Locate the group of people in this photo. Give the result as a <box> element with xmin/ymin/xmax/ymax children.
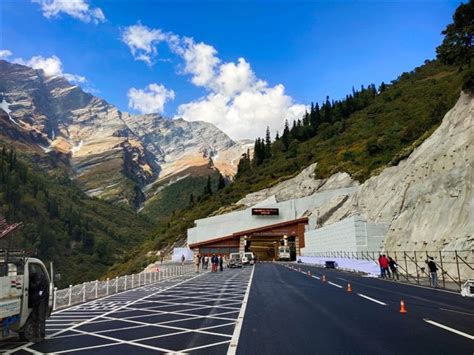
<box><xmin>193</xmin><ymin>254</ymin><xmax>224</xmax><ymax>273</ymax></box>
<box><xmin>378</xmin><ymin>254</ymin><xmax>399</xmax><ymax>280</ymax></box>
<box><xmin>378</xmin><ymin>254</ymin><xmax>439</xmax><ymax>288</ymax></box>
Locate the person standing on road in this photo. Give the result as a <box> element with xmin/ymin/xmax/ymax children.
<box><xmin>426</xmin><ymin>256</ymin><xmax>438</xmax><ymax>288</ymax></box>
<box><xmin>28</xmin><ymin>270</ymin><xmax>49</xmax><ymax>342</ymax></box>
<box><xmin>380</xmin><ymin>255</ymin><xmax>390</xmax><ymax>279</ymax></box>
<box><xmin>388</xmin><ymin>257</ymin><xmax>399</xmax><ymax>280</ymax></box>
<box><xmin>181</xmin><ymin>254</ymin><xmax>185</xmax><ymax>266</ymax></box>
<box><xmin>219</xmin><ymin>255</ymin><xmax>224</xmax><ymax>272</ymax></box>
<box><xmin>211</xmin><ymin>254</ymin><xmax>218</xmax><ymax>272</ymax></box>
<box><xmin>193</xmin><ymin>254</ymin><xmax>200</xmax><ymax>273</ymax></box>
<box><xmin>201</xmin><ymin>254</ymin><xmax>206</xmax><ymax>270</ymax></box>
<box><xmin>205</xmin><ymin>255</ymin><xmax>209</xmax><ymax>269</ymax></box>
<box><xmin>378</xmin><ymin>254</ymin><xmax>384</xmax><ymax>277</ymax></box>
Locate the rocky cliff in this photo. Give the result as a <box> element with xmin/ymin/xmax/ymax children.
<box><xmin>234</xmin><ymin>92</ymin><xmax>473</xmax><ymax>252</ymax></box>
<box><xmin>0</xmin><ymin>60</ymin><xmax>249</xmax><ymax>208</ymax></box>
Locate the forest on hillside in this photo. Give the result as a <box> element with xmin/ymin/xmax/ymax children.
<box><xmin>109</xmin><ymin>1</ymin><xmax>472</xmax><ymax>276</ymax></box>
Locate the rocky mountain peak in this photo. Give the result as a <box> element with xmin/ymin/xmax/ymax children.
<box><xmin>0</xmin><ymin>60</ymin><xmax>250</xmax><ymax>208</ymax></box>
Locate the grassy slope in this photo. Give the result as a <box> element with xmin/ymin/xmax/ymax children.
<box><xmin>109</xmin><ymin>60</ymin><xmax>465</xmax><ymax>276</ymax></box>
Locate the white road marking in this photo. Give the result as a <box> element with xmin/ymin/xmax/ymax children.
<box><xmin>227</xmin><ymin>265</ymin><xmax>256</xmax><ymax>355</ymax></box>
<box><xmin>357</xmin><ymin>293</ymin><xmax>387</xmax><ymax>306</ymax></box>
<box><xmin>439</xmin><ymin>308</ymin><xmax>474</xmax><ymax>316</ymax></box>
<box><xmin>328</xmin><ymin>281</ymin><xmax>343</xmax><ymax>289</ymax></box>
<box><xmin>424</xmin><ymin>319</ymin><xmax>474</xmax><ymax>340</ymax></box>
<box><xmin>311</xmin><ymin>275</ymin><xmax>321</xmax><ymax>280</ymax></box>
<box><xmin>50</xmin><ymin>274</ymin><xmax>204</xmax><ymax>337</ymax></box>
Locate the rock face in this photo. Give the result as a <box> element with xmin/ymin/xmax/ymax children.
<box><xmin>0</xmin><ymin>60</ymin><xmax>249</xmax><ymax>207</ymax></box>
<box><xmin>321</xmin><ymin>92</ymin><xmax>473</xmax><ymax>252</ymax></box>
<box><xmin>235</xmin><ymin>92</ymin><xmax>473</xmax><ymax>253</ymax></box>
<box><xmin>237</xmin><ymin>162</ymin><xmax>359</xmax><ymax>207</ymax></box>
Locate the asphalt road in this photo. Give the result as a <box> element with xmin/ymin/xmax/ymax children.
<box><xmin>3</xmin><ymin>263</ymin><xmax>473</xmax><ymax>354</ymax></box>
<box><xmin>4</xmin><ymin>268</ymin><xmax>252</xmax><ymax>354</ymax></box>
<box><xmin>237</xmin><ymin>263</ymin><xmax>474</xmax><ymax>355</ymax></box>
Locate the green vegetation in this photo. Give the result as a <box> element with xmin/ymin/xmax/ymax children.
<box><xmin>110</xmin><ymin>57</ymin><xmax>467</xmax><ymax>277</ymax></box>
<box><xmin>140</xmin><ymin>169</ymin><xmax>224</xmax><ymax>222</ymax></box>
<box><xmin>0</xmin><ymin>146</ymin><xmax>154</xmax><ymax>287</ymax></box>
<box><xmin>436</xmin><ymin>0</ymin><xmax>473</xmax><ymax>68</ymax></box>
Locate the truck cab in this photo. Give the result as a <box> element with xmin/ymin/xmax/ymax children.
<box><xmin>1</xmin><ymin>252</ymin><xmax>53</xmax><ymax>342</ymax></box>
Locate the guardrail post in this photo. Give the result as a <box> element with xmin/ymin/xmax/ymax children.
<box><xmin>82</xmin><ymin>282</ymin><xmax>86</xmax><ymax>303</ymax></box>
<box><xmin>439</xmin><ymin>250</ymin><xmax>445</xmax><ymax>289</ymax></box>
<box><xmin>106</xmin><ymin>278</ymin><xmax>109</xmax><ymax>295</ymax></box>
<box><xmin>115</xmin><ymin>276</ymin><xmax>119</xmax><ymax>293</ymax></box>
<box><xmin>414</xmin><ymin>251</ymin><xmax>420</xmax><ymax>284</ymax></box>
<box><xmin>455</xmin><ymin>251</ymin><xmax>461</xmax><ymax>289</ymax></box>
<box><xmin>125</xmin><ymin>275</ymin><xmax>128</xmax><ymax>290</ymax></box>
<box><xmin>95</xmin><ymin>280</ymin><xmax>98</xmax><ymax>299</ymax></box>
<box><xmin>53</xmin><ymin>287</ymin><xmax>57</xmax><ymax>311</ymax></box>
<box><xmin>132</xmin><ymin>274</ymin><xmax>134</xmax><ymax>288</ymax></box>
<box><xmin>68</xmin><ymin>285</ymin><xmax>72</xmax><ymax>306</ymax></box>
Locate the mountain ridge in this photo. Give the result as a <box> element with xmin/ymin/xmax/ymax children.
<box><xmin>0</xmin><ymin>59</ymin><xmax>250</xmax><ymax>210</ymax></box>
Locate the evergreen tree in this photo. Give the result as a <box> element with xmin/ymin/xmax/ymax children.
<box><xmin>217</xmin><ymin>174</ymin><xmax>226</xmax><ymax>190</ymax></box>
<box><xmin>265</xmin><ymin>126</ymin><xmax>272</xmax><ymax>159</ymax></box>
<box><xmin>436</xmin><ymin>0</ymin><xmax>473</xmax><ymax>67</ymax></box>
<box><xmin>203</xmin><ymin>175</ymin><xmax>212</xmax><ymax>195</ymax></box>
<box><xmin>281</xmin><ymin>120</ymin><xmax>290</xmax><ymax>151</ymax></box>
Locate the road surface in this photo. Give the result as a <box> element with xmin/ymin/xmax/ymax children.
<box><xmin>3</xmin><ymin>263</ymin><xmax>473</xmax><ymax>354</ymax></box>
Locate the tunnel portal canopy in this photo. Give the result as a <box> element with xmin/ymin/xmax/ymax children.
<box><xmin>189</xmin><ymin>217</ymin><xmax>308</xmax><ymax>261</ymax></box>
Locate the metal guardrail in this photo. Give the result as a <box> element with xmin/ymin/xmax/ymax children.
<box><xmin>301</xmin><ymin>250</ymin><xmax>473</xmax><ymax>291</ymax></box>
<box><xmin>53</xmin><ymin>264</ymin><xmax>195</xmax><ymax>311</ymax></box>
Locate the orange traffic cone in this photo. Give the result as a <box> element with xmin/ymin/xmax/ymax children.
<box><xmin>307</xmin><ymin>270</ymin><xmax>311</xmax><ymax>276</ymax></box>
<box><xmin>322</xmin><ymin>275</ymin><xmax>326</xmax><ymax>282</ymax></box>
<box><xmin>400</xmin><ymin>300</ymin><xmax>407</xmax><ymax>314</ymax></box>
<box><xmin>347</xmin><ymin>283</ymin><xmax>352</xmax><ymax>292</ymax></box>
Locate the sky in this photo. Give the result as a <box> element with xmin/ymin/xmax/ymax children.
<box><xmin>0</xmin><ymin>0</ymin><xmax>461</xmax><ymax>141</ymax></box>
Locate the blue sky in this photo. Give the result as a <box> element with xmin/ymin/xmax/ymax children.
<box><xmin>0</xmin><ymin>0</ymin><xmax>460</xmax><ymax>140</ymax></box>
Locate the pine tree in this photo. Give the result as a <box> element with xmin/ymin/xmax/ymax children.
<box><xmin>436</xmin><ymin>1</ymin><xmax>473</xmax><ymax>67</ymax></box>
<box><xmin>265</xmin><ymin>126</ymin><xmax>272</xmax><ymax>159</ymax></box>
<box><xmin>217</xmin><ymin>174</ymin><xmax>226</xmax><ymax>190</ymax></box>
<box><xmin>281</xmin><ymin>120</ymin><xmax>290</xmax><ymax>151</ymax></box>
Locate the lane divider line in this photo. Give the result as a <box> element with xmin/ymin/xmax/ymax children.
<box><xmin>227</xmin><ymin>263</ymin><xmax>256</xmax><ymax>355</ymax></box>
<box><xmin>357</xmin><ymin>293</ymin><xmax>387</xmax><ymax>306</ymax></box>
<box><xmin>311</xmin><ymin>275</ymin><xmax>321</xmax><ymax>280</ymax></box>
<box><xmin>328</xmin><ymin>282</ymin><xmax>343</xmax><ymax>289</ymax></box>
<box><xmin>423</xmin><ymin>319</ymin><xmax>474</xmax><ymax>340</ymax></box>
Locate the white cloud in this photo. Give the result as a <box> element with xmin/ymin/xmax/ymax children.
<box><xmin>175</xmin><ymin>38</ymin><xmax>221</xmax><ymax>87</ymax></box>
<box><xmin>172</xmin><ymin>37</ymin><xmax>307</xmax><ymax>140</ymax></box>
<box><xmin>121</xmin><ymin>24</ymin><xmax>170</xmax><ymax>65</ymax></box>
<box><xmin>17</xmin><ymin>55</ymin><xmax>64</xmax><ymax>77</ymax></box>
<box><xmin>32</xmin><ymin>0</ymin><xmax>105</xmax><ymax>24</ymax></box>
<box><xmin>122</xmin><ymin>23</ymin><xmax>308</xmax><ymax>140</ymax></box>
<box><xmin>127</xmin><ymin>83</ymin><xmax>175</xmax><ymax>114</ymax></box>
<box><xmin>0</xmin><ymin>50</ymin><xmax>12</xmax><ymax>60</ymax></box>
<box><xmin>14</xmin><ymin>55</ymin><xmax>91</xmax><ymax>88</ymax></box>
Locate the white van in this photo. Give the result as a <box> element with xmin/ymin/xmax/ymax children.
<box><xmin>242</xmin><ymin>252</ymin><xmax>255</xmax><ymax>265</ymax></box>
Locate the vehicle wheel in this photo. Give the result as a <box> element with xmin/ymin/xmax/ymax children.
<box><xmin>19</xmin><ymin>315</ymin><xmax>39</xmax><ymax>342</ymax></box>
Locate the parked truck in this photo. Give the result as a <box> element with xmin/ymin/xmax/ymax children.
<box><xmin>0</xmin><ymin>250</ymin><xmax>54</xmax><ymax>342</ymax></box>
<box><xmin>278</xmin><ymin>246</ymin><xmax>291</xmax><ymax>261</ymax></box>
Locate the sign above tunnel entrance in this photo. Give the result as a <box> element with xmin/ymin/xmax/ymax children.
<box><xmin>252</xmin><ymin>208</ymin><xmax>279</xmax><ymax>216</ymax></box>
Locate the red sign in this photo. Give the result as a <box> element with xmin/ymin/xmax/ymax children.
<box><xmin>252</xmin><ymin>208</ymin><xmax>279</xmax><ymax>216</ymax></box>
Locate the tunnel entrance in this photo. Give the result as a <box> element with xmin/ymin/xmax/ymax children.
<box><xmin>246</xmin><ymin>235</ymin><xmax>297</xmax><ymax>261</ymax></box>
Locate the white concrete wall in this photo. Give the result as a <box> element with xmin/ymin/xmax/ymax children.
<box><xmin>301</xmin><ymin>215</ymin><xmax>388</xmax><ymax>254</ymax></box>
<box><xmin>187</xmin><ymin>187</ymin><xmax>357</xmax><ymax>245</ymax></box>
